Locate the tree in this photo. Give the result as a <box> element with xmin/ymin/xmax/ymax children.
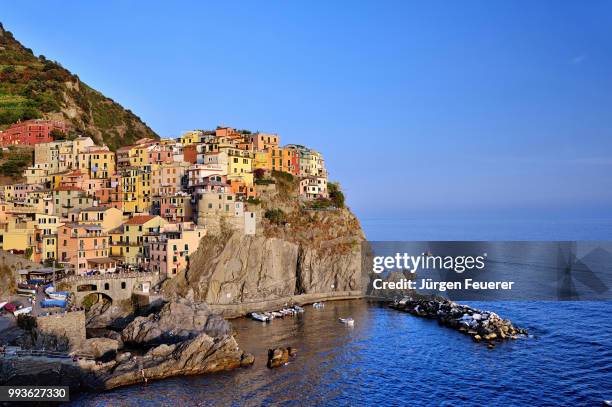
<box><xmin>265</xmin><ymin>208</ymin><xmax>286</xmax><ymax>224</ymax></box>
<box><xmin>49</xmin><ymin>129</ymin><xmax>66</xmax><ymax>140</ymax></box>
<box><xmin>254</xmin><ymin>168</ymin><xmax>265</xmax><ymax>180</ymax></box>
<box><xmin>328</xmin><ymin>182</ymin><xmax>345</xmax><ymax>208</ymax></box>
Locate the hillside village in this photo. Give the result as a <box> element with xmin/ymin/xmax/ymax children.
<box><xmin>0</xmin><ymin>119</ymin><xmax>334</xmax><ymax>280</ymax></box>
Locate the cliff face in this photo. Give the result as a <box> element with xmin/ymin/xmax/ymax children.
<box><xmin>163</xmin><ymin>182</ymin><xmax>366</xmax><ymax>311</ymax></box>
<box><xmin>0</xmin><ymin>22</ymin><xmax>158</xmax><ymax>149</ymax></box>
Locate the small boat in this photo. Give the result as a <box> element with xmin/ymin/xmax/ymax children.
<box><xmin>313</xmin><ymin>302</ymin><xmax>325</xmax><ymax>308</ymax></box>
<box><xmin>339</xmin><ymin>318</ymin><xmax>354</xmax><ymax>326</ymax></box>
<box><xmin>271</xmin><ymin>311</ymin><xmax>284</xmax><ymax>318</ymax></box>
<box><xmin>13</xmin><ymin>306</ymin><xmax>32</xmax><ymax>316</ymax></box>
<box><xmin>41</xmin><ymin>299</ymin><xmax>67</xmax><ymax>308</ymax></box>
<box><xmin>263</xmin><ymin>312</ymin><xmax>274</xmax><ymax>319</ymax></box>
<box><xmin>293</xmin><ymin>305</ymin><xmax>304</xmax><ymax>313</ymax></box>
<box><xmin>17</xmin><ymin>288</ymin><xmax>36</xmax><ymax>296</ymax></box>
<box><xmin>250</xmin><ymin>312</ymin><xmax>269</xmax><ymax>322</ymax></box>
<box><xmin>280</xmin><ymin>308</ymin><xmax>294</xmax><ymax>316</ymax></box>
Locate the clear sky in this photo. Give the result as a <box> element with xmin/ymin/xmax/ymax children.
<box><xmin>3</xmin><ymin>1</ymin><xmax>612</xmax><ymax>221</ymax></box>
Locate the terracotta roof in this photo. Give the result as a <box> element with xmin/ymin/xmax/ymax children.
<box><xmin>124</xmin><ymin>215</ymin><xmax>156</xmax><ymax>225</ymax></box>
<box><xmin>55</xmin><ymin>186</ymin><xmax>84</xmax><ymax>191</ymax></box>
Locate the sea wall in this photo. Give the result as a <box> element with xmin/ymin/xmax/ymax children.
<box><xmin>36</xmin><ymin>311</ymin><xmax>86</xmax><ymax>349</ymax></box>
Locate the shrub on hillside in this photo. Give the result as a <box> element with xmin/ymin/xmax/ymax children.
<box><xmin>265</xmin><ymin>208</ymin><xmax>286</xmax><ymax>225</ymax></box>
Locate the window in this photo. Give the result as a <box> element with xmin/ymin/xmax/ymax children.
<box><xmin>121</xmin><ymin>282</ymin><xmax>126</xmax><ymax>289</ymax></box>
<box><xmin>104</xmin><ymin>283</ymin><xmax>109</xmax><ymax>290</ymax></box>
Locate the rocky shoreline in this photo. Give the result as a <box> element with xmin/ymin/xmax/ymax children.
<box><xmin>0</xmin><ymin>299</ymin><xmax>254</xmax><ymax>393</ymax></box>
<box><xmin>389</xmin><ymin>297</ymin><xmax>528</xmax><ymax>348</ymax></box>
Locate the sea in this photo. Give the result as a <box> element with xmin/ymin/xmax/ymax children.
<box><xmin>69</xmin><ymin>218</ymin><xmax>612</xmax><ymax>406</ymax></box>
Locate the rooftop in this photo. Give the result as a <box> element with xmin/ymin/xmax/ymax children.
<box><xmin>124</xmin><ymin>215</ymin><xmax>156</xmax><ymax>225</ymax></box>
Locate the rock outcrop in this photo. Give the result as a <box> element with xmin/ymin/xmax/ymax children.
<box><xmin>121</xmin><ymin>298</ymin><xmax>230</xmax><ymax>346</ymax></box>
<box><xmin>390</xmin><ymin>297</ymin><xmax>528</xmax><ymax>347</ymax></box>
<box><xmin>79</xmin><ymin>337</ymin><xmax>119</xmax><ymax>360</ymax></box>
<box><xmin>162</xmin><ymin>200</ymin><xmax>366</xmax><ymax>312</ymax></box>
<box><xmin>0</xmin><ymin>299</ymin><xmax>253</xmax><ymax>392</ymax></box>
<box><xmin>267</xmin><ymin>347</ymin><xmax>297</xmax><ymax>368</ymax></box>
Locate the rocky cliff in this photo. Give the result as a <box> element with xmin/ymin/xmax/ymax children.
<box><xmin>162</xmin><ymin>179</ymin><xmax>366</xmax><ymax>314</ymax></box>
<box><xmin>0</xmin><ymin>299</ymin><xmax>254</xmax><ymax>392</ymax></box>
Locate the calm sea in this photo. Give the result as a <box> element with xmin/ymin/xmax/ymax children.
<box><xmin>69</xmin><ymin>218</ymin><xmax>612</xmax><ymax>406</ymax></box>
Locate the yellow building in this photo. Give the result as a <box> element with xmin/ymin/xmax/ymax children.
<box><xmin>253</xmin><ymin>151</ymin><xmax>270</xmax><ymax>172</ymax></box>
<box><xmin>50</xmin><ymin>171</ymin><xmax>69</xmax><ymax>190</ymax></box>
<box><xmin>79</xmin><ymin>149</ymin><xmax>116</xmax><ymax>179</ymax></box>
<box><xmin>33</xmin><ymin>213</ymin><xmax>62</xmax><ymax>262</ymax></box>
<box><xmin>120</xmin><ymin>167</ymin><xmax>152</xmax><ymax>214</ymax></box>
<box><xmin>0</xmin><ymin>215</ymin><xmax>36</xmax><ymax>253</ymax></box>
<box><xmin>74</xmin><ymin>206</ymin><xmax>124</xmax><ymax>232</ymax></box>
<box><xmin>111</xmin><ymin>215</ymin><xmax>166</xmax><ymax>266</ymax></box>
<box><xmin>225</xmin><ymin>147</ymin><xmax>254</xmax><ymax>185</ymax></box>
<box><xmin>180</xmin><ymin>130</ymin><xmax>203</xmax><ymax>146</ymax></box>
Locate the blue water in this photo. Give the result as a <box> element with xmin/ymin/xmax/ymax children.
<box><xmin>69</xmin><ymin>218</ymin><xmax>612</xmax><ymax>406</ymax></box>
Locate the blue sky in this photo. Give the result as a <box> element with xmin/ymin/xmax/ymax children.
<box><xmin>3</xmin><ymin>1</ymin><xmax>612</xmax><ymax>221</ymax></box>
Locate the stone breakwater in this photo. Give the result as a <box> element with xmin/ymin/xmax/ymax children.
<box><xmin>389</xmin><ymin>297</ymin><xmax>528</xmax><ymax>348</ymax></box>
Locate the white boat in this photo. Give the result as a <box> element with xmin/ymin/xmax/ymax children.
<box><xmin>48</xmin><ymin>292</ymin><xmax>68</xmax><ymax>300</ymax></box>
<box><xmin>14</xmin><ymin>307</ymin><xmax>32</xmax><ymax>316</ymax></box>
<box><xmin>263</xmin><ymin>312</ymin><xmax>274</xmax><ymax>319</ymax></box>
<box><xmin>313</xmin><ymin>302</ymin><xmax>325</xmax><ymax>308</ymax></box>
<box><xmin>250</xmin><ymin>312</ymin><xmax>269</xmax><ymax>322</ymax></box>
<box><xmin>271</xmin><ymin>311</ymin><xmax>284</xmax><ymax>318</ymax></box>
<box><xmin>293</xmin><ymin>305</ymin><xmax>304</xmax><ymax>313</ymax></box>
<box><xmin>280</xmin><ymin>308</ymin><xmax>295</xmax><ymax>316</ymax></box>
<box><xmin>339</xmin><ymin>317</ymin><xmax>354</xmax><ymax>326</ymax></box>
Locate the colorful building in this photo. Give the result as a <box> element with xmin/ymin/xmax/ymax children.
<box><xmin>57</xmin><ymin>223</ymin><xmax>111</xmax><ymax>275</ymax></box>
<box><xmin>145</xmin><ymin>222</ymin><xmax>205</xmax><ymax>278</ymax></box>
<box><xmin>0</xmin><ymin>119</ymin><xmax>68</xmax><ymax>146</ymax></box>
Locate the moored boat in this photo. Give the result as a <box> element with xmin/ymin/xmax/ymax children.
<box><xmin>339</xmin><ymin>317</ymin><xmax>354</xmax><ymax>326</ymax></box>
<box><xmin>250</xmin><ymin>312</ymin><xmax>270</xmax><ymax>322</ymax></box>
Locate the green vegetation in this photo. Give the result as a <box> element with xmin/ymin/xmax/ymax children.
<box><xmin>328</xmin><ymin>182</ymin><xmax>345</xmax><ymax>208</ymax></box>
<box><xmin>271</xmin><ymin>170</ymin><xmax>294</xmax><ymax>183</ymax></box>
<box><xmin>271</xmin><ymin>170</ymin><xmax>297</xmax><ymax>198</ymax></box>
<box><xmin>0</xmin><ymin>146</ymin><xmax>32</xmax><ymax>176</ymax></box>
<box><xmin>81</xmin><ymin>294</ymin><xmax>98</xmax><ymax>311</ymax></box>
<box><xmin>264</xmin><ymin>208</ymin><xmax>286</xmax><ymax>224</ymax></box>
<box><xmin>305</xmin><ymin>198</ymin><xmax>334</xmax><ymax>209</ymax></box>
<box><xmin>0</xmin><ymin>23</ymin><xmax>157</xmax><ymax>148</ymax></box>
<box><xmin>246</xmin><ymin>197</ymin><xmax>261</xmax><ymax>205</ymax></box>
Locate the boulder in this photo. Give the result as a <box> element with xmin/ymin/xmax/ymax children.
<box><xmin>121</xmin><ymin>299</ymin><xmax>231</xmax><ymax>346</ymax></box>
<box><xmin>240</xmin><ymin>353</ymin><xmax>255</xmax><ymax>367</ymax></box>
<box><xmin>267</xmin><ymin>347</ymin><xmax>297</xmax><ymax>368</ymax></box>
<box><xmin>79</xmin><ymin>338</ymin><xmax>119</xmax><ymax>360</ymax></box>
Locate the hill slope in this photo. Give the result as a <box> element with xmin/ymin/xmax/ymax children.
<box><xmin>0</xmin><ymin>22</ymin><xmax>157</xmax><ymax>149</ymax></box>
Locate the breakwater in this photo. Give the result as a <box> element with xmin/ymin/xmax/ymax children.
<box><xmin>389</xmin><ymin>297</ymin><xmax>528</xmax><ymax>348</ymax></box>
